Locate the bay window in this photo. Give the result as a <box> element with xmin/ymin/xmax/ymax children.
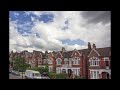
<box><xmin>90</xmin><ymin>70</ymin><xmax>99</xmax><ymax>79</ymax></box>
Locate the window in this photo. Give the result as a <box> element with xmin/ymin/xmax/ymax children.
<box><xmin>90</xmin><ymin>70</ymin><xmax>99</xmax><ymax>79</ymax></box>
<box><xmin>48</xmin><ymin>59</ymin><xmax>52</xmax><ymax>64</ymax></box>
<box><xmin>95</xmin><ymin>61</ymin><xmax>96</xmax><ymax>65</ymax></box>
<box><xmin>94</xmin><ymin>71</ymin><xmax>96</xmax><ymax>79</ymax></box>
<box><xmin>75</xmin><ymin>60</ymin><xmax>77</xmax><ymax>64</ymax></box>
<box><xmin>89</xmin><ymin>57</ymin><xmax>100</xmax><ymax>66</ymax></box>
<box><xmin>90</xmin><ymin>71</ymin><xmax>93</xmax><ymax>79</ymax></box>
<box><xmin>56</xmin><ymin>58</ymin><xmax>62</xmax><ymax>65</ymax></box>
<box><xmin>97</xmin><ymin>71</ymin><xmax>99</xmax><ymax>79</ymax></box>
<box><xmin>105</xmin><ymin>61</ymin><xmax>109</xmax><ymax>66</ymax></box>
<box><xmin>49</xmin><ymin>66</ymin><xmax>52</xmax><ymax>72</ymax></box>
<box><xmin>78</xmin><ymin>60</ymin><xmax>80</xmax><ymax>64</ymax></box>
<box><xmin>73</xmin><ymin>58</ymin><xmax>80</xmax><ymax>65</ymax></box>
<box><xmin>78</xmin><ymin>69</ymin><xmax>80</xmax><ymax>76</ymax></box>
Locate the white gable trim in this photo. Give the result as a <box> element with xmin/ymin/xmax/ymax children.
<box><xmin>88</xmin><ymin>48</ymin><xmax>100</xmax><ymax>57</ymax></box>
<box><xmin>56</xmin><ymin>52</ymin><xmax>63</xmax><ymax>58</ymax></box>
<box><xmin>59</xmin><ymin>52</ymin><xmax>63</xmax><ymax>57</ymax></box>
<box><xmin>71</xmin><ymin>49</ymin><xmax>81</xmax><ymax>57</ymax></box>
<box><xmin>77</xmin><ymin>50</ymin><xmax>82</xmax><ymax>56</ymax></box>
<box><xmin>51</xmin><ymin>52</ymin><xmax>54</xmax><ymax>57</ymax></box>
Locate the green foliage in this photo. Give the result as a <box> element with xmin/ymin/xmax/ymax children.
<box><xmin>48</xmin><ymin>72</ymin><xmax>57</xmax><ymax>79</ymax></box>
<box><xmin>44</xmin><ymin>64</ymin><xmax>48</xmax><ymax>72</ymax></box>
<box><xmin>74</xmin><ymin>76</ymin><xmax>84</xmax><ymax>79</ymax></box>
<box><xmin>27</xmin><ymin>67</ymin><xmax>40</xmax><ymax>71</ymax></box>
<box><xmin>27</xmin><ymin>64</ymin><xmax>49</xmax><ymax>74</ymax></box>
<box><xmin>48</xmin><ymin>72</ymin><xmax>66</xmax><ymax>79</ymax></box>
<box><xmin>56</xmin><ymin>73</ymin><xmax>66</xmax><ymax>79</ymax></box>
<box><xmin>13</xmin><ymin>56</ymin><xmax>30</xmax><ymax>71</ymax></box>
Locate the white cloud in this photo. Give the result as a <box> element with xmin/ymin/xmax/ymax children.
<box><xmin>14</xmin><ymin>12</ymin><xmax>19</xmax><ymax>16</ymax></box>
<box><xmin>9</xmin><ymin>11</ymin><xmax>111</xmax><ymax>53</ymax></box>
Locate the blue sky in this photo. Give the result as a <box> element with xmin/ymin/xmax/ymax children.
<box><xmin>61</xmin><ymin>39</ymin><xmax>86</xmax><ymax>45</ymax></box>
<box><xmin>9</xmin><ymin>11</ymin><xmax>54</xmax><ymax>35</ymax></box>
<box><xmin>9</xmin><ymin>11</ymin><xmax>111</xmax><ymax>52</ymax></box>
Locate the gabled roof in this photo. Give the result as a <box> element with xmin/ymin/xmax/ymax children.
<box><xmin>96</xmin><ymin>47</ymin><xmax>111</xmax><ymax>57</ymax></box>
<box><xmin>63</xmin><ymin>51</ymin><xmax>73</xmax><ymax>58</ymax></box>
<box><xmin>57</xmin><ymin>47</ymin><xmax>110</xmax><ymax>59</ymax></box>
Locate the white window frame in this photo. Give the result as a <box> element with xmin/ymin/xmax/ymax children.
<box><xmin>48</xmin><ymin>59</ymin><xmax>53</xmax><ymax>64</ymax></box>
<box><xmin>104</xmin><ymin>57</ymin><xmax>109</xmax><ymax>61</ymax></box>
<box><xmin>49</xmin><ymin>66</ymin><xmax>52</xmax><ymax>72</ymax></box>
<box><xmin>90</xmin><ymin>70</ymin><xmax>99</xmax><ymax>79</ymax></box>
<box><xmin>56</xmin><ymin>58</ymin><xmax>62</xmax><ymax>65</ymax></box>
<box><xmin>89</xmin><ymin>57</ymin><xmax>100</xmax><ymax>66</ymax></box>
<box><xmin>73</xmin><ymin>57</ymin><xmax>80</xmax><ymax>65</ymax></box>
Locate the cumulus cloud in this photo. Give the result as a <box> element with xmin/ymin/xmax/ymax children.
<box><xmin>9</xmin><ymin>11</ymin><xmax>111</xmax><ymax>53</ymax></box>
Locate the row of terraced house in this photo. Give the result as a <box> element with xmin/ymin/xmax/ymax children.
<box><xmin>9</xmin><ymin>42</ymin><xmax>111</xmax><ymax>79</ymax></box>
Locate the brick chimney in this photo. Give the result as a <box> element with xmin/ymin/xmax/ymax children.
<box><xmin>88</xmin><ymin>42</ymin><xmax>91</xmax><ymax>50</ymax></box>
<box><xmin>62</xmin><ymin>47</ymin><xmax>66</xmax><ymax>53</ymax></box>
<box><xmin>93</xmin><ymin>43</ymin><xmax>96</xmax><ymax>49</ymax></box>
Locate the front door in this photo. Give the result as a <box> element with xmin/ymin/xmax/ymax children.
<box><xmin>107</xmin><ymin>73</ymin><xmax>109</xmax><ymax>79</ymax></box>
<box><xmin>62</xmin><ymin>69</ymin><xmax>66</xmax><ymax>73</ymax></box>
<box><xmin>101</xmin><ymin>72</ymin><xmax>107</xmax><ymax>79</ymax></box>
<box><xmin>68</xmin><ymin>69</ymin><xmax>72</xmax><ymax>78</ymax></box>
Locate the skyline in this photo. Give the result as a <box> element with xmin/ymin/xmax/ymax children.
<box><xmin>9</xmin><ymin>11</ymin><xmax>111</xmax><ymax>53</ymax></box>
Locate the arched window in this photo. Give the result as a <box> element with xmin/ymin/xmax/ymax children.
<box><xmin>56</xmin><ymin>58</ymin><xmax>62</xmax><ymax>65</ymax></box>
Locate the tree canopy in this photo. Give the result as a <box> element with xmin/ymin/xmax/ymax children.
<box><xmin>13</xmin><ymin>56</ymin><xmax>30</xmax><ymax>71</ymax></box>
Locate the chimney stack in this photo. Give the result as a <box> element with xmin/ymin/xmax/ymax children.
<box><xmin>88</xmin><ymin>42</ymin><xmax>91</xmax><ymax>50</ymax></box>
<box><xmin>93</xmin><ymin>43</ymin><xmax>96</xmax><ymax>49</ymax></box>
<box><xmin>62</xmin><ymin>47</ymin><xmax>66</xmax><ymax>53</ymax></box>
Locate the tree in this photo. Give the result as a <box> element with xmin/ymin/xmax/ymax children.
<box><xmin>13</xmin><ymin>56</ymin><xmax>30</xmax><ymax>72</ymax></box>
<box><xmin>44</xmin><ymin>64</ymin><xmax>48</xmax><ymax>72</ymax></box>
<box><xmin>27</xmin><ymin>64</ymin><xmax>49</xmax><ymax>74</ymax></box>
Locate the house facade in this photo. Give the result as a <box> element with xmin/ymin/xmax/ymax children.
<box><xmin>9</xmin><ymin>42</ymin><xmax>111</xmax><ymax>79</ymax></box>
<box><xmin>87</xmin><ymin>44</ymin><xmax>111</xmax><ymax>79</ymax></box>
<box><xmin>47</xmin><ymin>43</ymin><xmax>111</xmax><ymax>79</ymax></box>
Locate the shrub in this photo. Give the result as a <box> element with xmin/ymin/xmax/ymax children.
<box><xmin>56</xmin><ymin>73</ymin><xmax>66</xmax><ymax>79</ymax></box>
<box><xmin>75</xmin><ymin>76</ymin><xmax>84</xmax><ymax>79</ymax></box>
<box><xmin>48</xmin><ymin>72</ymin><xmax>66</xmax><ymax>79</ymax></box>
<box><xmin>48</xmin><ymin>72</ymin><xmax>56</xmax><ymax>79</ymax></box>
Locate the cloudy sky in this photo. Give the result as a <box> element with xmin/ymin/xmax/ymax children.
<box><xmin>9</xmin><ymin>11</ymin><xmax>111</xmax><ymax>52</ymax></box>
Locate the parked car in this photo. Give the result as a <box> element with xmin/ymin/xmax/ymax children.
<box><xmin>41</xmin><ymin>74</ymin><xmax>50</xmax><ymax>79</ymax></box>
<box><xmin>41</xmin><ymin>72</ymin><xmax>50</xmax><ymax>79</ymax></box>
<box><xmin>11</xmin><ymin>70</ymin><xmax>20</xmax><ymax>76</ymax></box>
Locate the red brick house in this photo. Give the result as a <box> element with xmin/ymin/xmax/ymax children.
<box><xmin>47</xmin><ymin>52</ymin><xmax>56</xmax><ymax>72</ymax></box>
<box><xmin>87</xmin><ymin>44</ymin><xmax>111</xmax><ymax>79</ymax></box>
<box><xmin>47</xmin><ymin>43</ymin><xmax>111</xmax><ymax>79</ymax></box>
<box><xmin>9</xmin><ymin>42</ymin><xmax>111</xmax><ymax>79</ymax></box>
